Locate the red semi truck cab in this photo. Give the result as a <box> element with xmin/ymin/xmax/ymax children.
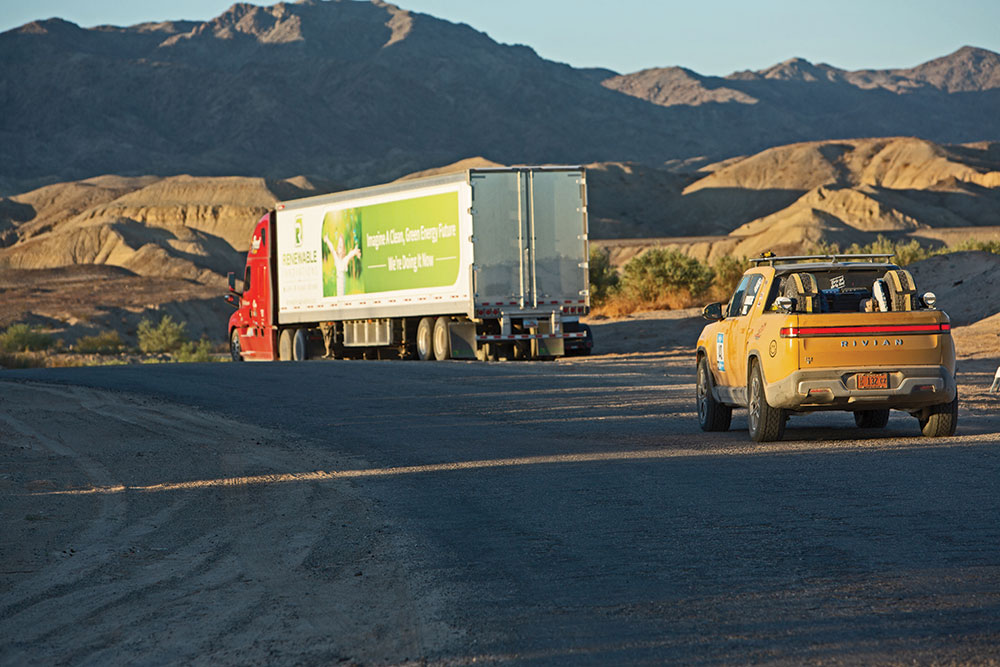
<box><xmin>227</xmin><ymin>213</ymin><xmax>279</xmax><ymax>361</ymax></box>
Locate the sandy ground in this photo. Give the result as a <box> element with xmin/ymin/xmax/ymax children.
<box><xmin>0</xmin><ymin>383</ymin><xmax>454</xmax><ymax>664</ymax></box>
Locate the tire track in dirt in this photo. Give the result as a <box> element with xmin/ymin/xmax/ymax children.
<box><xmin>0</xmin><ymin>381</ymin><xmax>457</xmax><ymax>664</ymax></box>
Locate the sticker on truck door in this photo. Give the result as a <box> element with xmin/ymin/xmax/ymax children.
<box><xmin>716</xmin><ymin>333</ymin><xmax>725</xmax><ymax>371</ymax></box>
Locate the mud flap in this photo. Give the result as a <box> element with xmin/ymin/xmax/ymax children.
<box><xmin>533</xmin><ymin>321</ymin><xmax>565</xmax><ymax>358</ymax></box>
<box><xmin>448</xmin><ymin>321</ymin><xmax>477</xmax><ymax>360</ymax></box>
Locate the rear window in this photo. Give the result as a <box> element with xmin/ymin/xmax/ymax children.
<box><xmin>765</xmin><ymin>269</ymin><xmax>899</xmax><ymax>313</ymax></box>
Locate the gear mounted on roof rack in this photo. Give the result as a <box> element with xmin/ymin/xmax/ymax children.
<box><xmin>749</xmin><ymin>253</ymin><xmax>895</xmax><ymax>266</ymax></box>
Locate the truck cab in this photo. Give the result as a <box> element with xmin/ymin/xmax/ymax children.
<box><xmin>695</xmin><ymin>253</ymin><xmax>957</xmax><ymax>441</ymax></box>
<box><xmin>227</xmin><ymin>213</ymin><xmax>277</xmax><ymax>361</ymax></box>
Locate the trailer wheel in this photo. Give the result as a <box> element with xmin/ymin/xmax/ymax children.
<box><xmin>292</xmin><ymin>328</ymin><xmax>309</xmax><ymax>361</ymax></box>
<box><xmin>433</xmin><ymin>317</ymin><xmax>451</xmax><ymax>361</ymax></box>
<box><xmin>416</xmin><ymin>317</ymin><xmax>434</xmax><ymax>360</ymax></box>
<box><xmin>278</xmin><ymin>328</ymin><xmax>293</xmax><ymax>361</ymax></box>
<box><xmin>230</xmin><ymin>329</ymin><xmax>243</xmax><ymax>362</ymax></box>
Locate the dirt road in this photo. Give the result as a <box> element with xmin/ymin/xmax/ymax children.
<box><xmin>2</xmin><ymin>325</ymin><xmax>1000</xmax><ymax>663</ymax></box>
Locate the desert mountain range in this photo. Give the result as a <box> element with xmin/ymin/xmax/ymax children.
<box><xmin>2</xmin><ymin>1</ymin><xmax>1000</xmax><ymax>194</ymax></box>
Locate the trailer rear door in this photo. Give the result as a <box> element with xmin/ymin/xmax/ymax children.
<box><xmin>529</xmin><ymin>170</ymin><xmax>588</xmax><ymax>308</ymax></box>
<box><xmin>470</xmin><ymin>169</ymin><xmax>587</xmax><ymax>309</ymax></box>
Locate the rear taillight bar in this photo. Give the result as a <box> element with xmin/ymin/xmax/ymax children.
<box><xmin>780</xmin><ymin>323</ymin><xmax>950</xmax><ymax>338</ymax></box>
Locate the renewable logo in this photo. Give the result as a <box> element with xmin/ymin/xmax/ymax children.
<box><xmin>294</xmin><ymin>216</ymin><xmax>303</xmax><ymax>247</ymax></box>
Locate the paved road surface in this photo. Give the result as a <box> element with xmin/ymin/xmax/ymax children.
<box><xmin>2</xmin><ymin>353</ymin><xmax>1000</xmax><ymax>664</ymax></box>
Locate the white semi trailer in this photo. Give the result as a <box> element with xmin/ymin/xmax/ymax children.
<box><xmin>225</xmin><ymin>167</ymin><xmax>591</xmax><ymax>361</ymax></box>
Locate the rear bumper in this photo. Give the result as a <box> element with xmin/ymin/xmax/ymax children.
<box><xmin>766</xmin><ymin>365</ymin><xmax>956</xmax><ymax>411</ymax></box>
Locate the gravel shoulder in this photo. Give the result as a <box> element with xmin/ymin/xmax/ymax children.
<box><xmin>0</xmin><ymin>383</ymin><xmax>456</xmax><ymax>664</ymax></box>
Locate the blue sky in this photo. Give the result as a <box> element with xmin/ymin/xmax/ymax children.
<box><xmin>2</xmin><ymin>0</ymin><xmax>999</xmax><ymax>75</ymax></box>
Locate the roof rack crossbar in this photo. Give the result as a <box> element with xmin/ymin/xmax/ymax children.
<box><xmin>749</xmin><ymin>253</ymin><xmax>895</xmax><ymax>266</ymax></box>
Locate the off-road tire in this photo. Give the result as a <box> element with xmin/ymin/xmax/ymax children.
<box><xmin>919</xmin><ymin>395</ymin><xmax>958</xmax><ymax>437</ymax></box>
<box><xmin>416</xmin><ymin>317</ymin><xmax>435</xmax><ymax>361</ymax></box>
<box><xmin>697</xmin><ymin>358</ymin><xmax>731</xmax><ymax>431</ymax></box>
<box><xmin>884</xmin><ymin>269</ymin><xmax>917</xmax><ymax>312</ymax></box>
<box><xmin>230</xmin><ymin>329</ymin><xmax>243</xmax><ymax>362</ymax></box>
<box><xmin>854</xmin><ymin>409</ymin><xmax>890</xmax><ymax>428</ymax></box>
<box><xmin>747</xmin><ymin>361</ymin><xmax>785</xmax><ymax>442</ymax></box>
<box><xmin>278</xmin><ymin>328</ymin><xmax>293</xmax><ymax>361</ymax></box>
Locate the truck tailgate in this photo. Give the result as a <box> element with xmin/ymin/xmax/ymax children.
<box><xmin>783</xmin><ymin>311</ymin><xmax>952</xmax><ymax>370</ymax></box>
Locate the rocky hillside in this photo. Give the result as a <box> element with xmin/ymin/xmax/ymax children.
<box><xmin>2</xmin><ymin>136</ymin><xmax>999</xmax><ymax>345</ymax></box>
<box><xmin>2</xmin><ymin>1</ymin><xmax>1000</xmax><ymax>194</ymax></box>
<box><xmin>3</xmin><ymin>136</ymin><xmax>998</xmax><ymax>287</ymax></box>
<box><xmin>0</xmin><ymin>174</ymin><xmax>340</xmax><ymax>285</ymax></box>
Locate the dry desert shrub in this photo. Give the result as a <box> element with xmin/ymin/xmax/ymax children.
<box><xmin>0</xmin><ymin>351</ymin><xmax>48</xmax><ymax>369</ymax></box>
<box><xmin>74</xmin><ymin>330</ymin><xmax>123</xmax><ymax>354</ymax></box>
<box><xmin>137</xmin><ymin>314</ymin><xmax>188</xmax><ymax>353</ymax></box>
<box><xmin>0</xmin><ymin>324</ymin><xmax>55</xmax><ymax>353</ymax></box>
<box><xmin>589</xmin><ymin>248</ymin><xmax>747</xmax><ymax>317</ymax></box>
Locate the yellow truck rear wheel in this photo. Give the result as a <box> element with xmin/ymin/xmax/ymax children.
<box><xmin>748</xmin><ymin>361</ymin><xmax>785</xmax><ymax>442</ymax></box>
<box><xmin>918</xmin><ymin>395</ymin><xmax>958</xmax><ymax>437</ymax></box>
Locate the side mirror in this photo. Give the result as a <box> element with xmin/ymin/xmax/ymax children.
<box><xmin>224</xmin><ymin>293</ymin><xmax>239</xmax><ymax>309</ymax></box>
<box><xmin>775</xmin><ymin>296</ymin><xmax>794</xmax><ymax>313</ymax></box>
<box><xmin>227</xmin><ymin>272</ymin><xmax>241</xmax><ymax>294</ymax></box>
<box><xmin>702</xmin><ymin>302</ymin><xmax>724</xmax><ymax>321</ymax></box>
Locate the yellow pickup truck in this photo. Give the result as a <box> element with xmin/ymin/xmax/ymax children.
<box><xmin>695</xmin><ymin>253</ymin><xmax>957</xmax><ymax>442</ymax></box>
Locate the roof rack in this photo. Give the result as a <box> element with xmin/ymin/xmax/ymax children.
<box><xmin>749</xmin><ymin>253</ymin><xmax>895</xmax><ymax>267</ymax></box>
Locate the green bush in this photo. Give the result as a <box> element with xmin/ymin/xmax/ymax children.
<box><xmin>711</xmin><ymin>255</ymin><xmax>750</xmax><ymax>297</ymax></box>
<box><xmin>75</xmin><ymin>330</ymin><xmax>123</xmax><ymax>354</ymax></box>
<box><xmin>955</xmin><ymin>239</ymin><xmax>1000</xmax><ymax>255</ymax></box>
<box><xmin>811</xmin><ymin>235</ymin><xmax>1000</xmax><ymax>266</ymax></box>
<box><xmin>621</xmin><ymin>248</ymin><xmax>715</xmax><ymax>301</ymax></box>
<box><xmin>0</xmin><ymin>324</ymin><xmax>55</xmax><ymax>353</ymax></box>
<box><xmin>174</xmin><ymin>338</ymin><xmax>215</xmax><ymax>363</ymax></box>
<box><xmin>810</xmin><ymin>236</ymin><xmax>938</xmax><ymax>266</ymax></box>
<box><xmin>588</xmin><ymin>246</ymin><xmax>620</xmax><ymax>305</ymax></box>
<box><xmin>137</xmin><ymin>315</ymin><xmax>188</xmax><ymax>353</ymax></box>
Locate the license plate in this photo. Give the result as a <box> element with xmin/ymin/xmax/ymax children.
<box><xmin>856</xmin><ymin>372</ymin><xmax>888</xmax><ymax>390</ymax></box>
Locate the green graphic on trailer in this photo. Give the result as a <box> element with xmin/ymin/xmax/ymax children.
<box><xmin>321</xmin><ymin>192</ymin><xmax>460</xmax><ymax>297</ymax></box>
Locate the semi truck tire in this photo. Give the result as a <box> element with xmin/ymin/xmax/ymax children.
<box><xmin>293</xmin><ymin>328</ymin><xmax>309</xmax><ymax>361</ymax></box>
<box><xmin>278</xmin><ymin>328</ymin><xmax>293</xmax><ymax>361</ymax></box>
<box><xmin>230</xmin><ymin>329</ymin><xmax>243</xmax><ymax>362</ymax></box>
<box><xmin>433</xmin><ymin>317</ymin><xmax>451</xmax><ymax>361</ymax></box>
<box><xmin>416</xmin><ymin>317</ymin><xmax>434</xmax><ymax>360</ymax></box>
